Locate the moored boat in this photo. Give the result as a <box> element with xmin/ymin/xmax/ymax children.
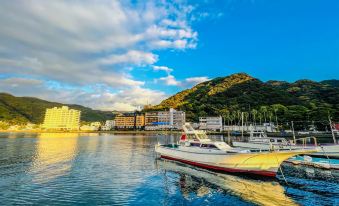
<box><xmin>155</xmin><ymin>123</ymin><xmax>318</xmax><ymax>177</ymax></box>
<box><xmin>232</xmin><ymin>130</ymin><xmax>339</xmax><ymax>158</ymax></box>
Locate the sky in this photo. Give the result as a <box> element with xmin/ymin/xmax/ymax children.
<box><xmin>0</xmin><ymin>0</ymin><xmax>338</xmax><ymax>111</ymax></box>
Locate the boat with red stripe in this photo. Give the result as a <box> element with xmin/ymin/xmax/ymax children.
<box><xmin>155</xmin><ymin>123</ymin><xmax>319</xmax><ymax>177</ymax></box>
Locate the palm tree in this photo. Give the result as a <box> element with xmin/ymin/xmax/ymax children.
<box><xmin>260</xmin><ymin>106</ymin><xmax>268</xmax><ymax>123</ymax></box>
<box><xmin>258</xmin><ymin>112</ymin><xmax>263</xmax><ymax>125</ymax></box>
<box><xmin>251</xmin><ymin>109</ymin><xmax>258</xmax><ymax>125</ymax></box>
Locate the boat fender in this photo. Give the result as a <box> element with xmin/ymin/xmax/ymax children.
<box><xmin>304</xmin><ymin>155</ymin><xmax>312</xmax><ymax>162</ymax></box>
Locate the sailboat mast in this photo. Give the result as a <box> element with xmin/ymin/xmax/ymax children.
<box><xmin>291</xmin><ymin>121</ymin><xmax>296</xmax><ymax>143</ymax></box>
<box><xmin>328</xmin><ymin>115</ymin><xmax>336</xmax><ymax>144</ymax></box>
<box><xmin>241</xmin><ymin>112</ymin><xmax>244</xmax><ymax>138</ymax></box>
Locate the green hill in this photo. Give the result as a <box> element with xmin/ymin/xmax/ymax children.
<box><xmin>149</xmin><ymin>73</ymin><xmax>339</xmax><ymax>123</ymax></box>
<box><xmin>0</xmin><ymin>93</ymin><xmax>114</xmax><ymax>124</ymax></box>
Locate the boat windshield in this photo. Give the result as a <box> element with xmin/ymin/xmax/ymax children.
<box><xmin>214</xmin><ymin>142</ymin><xmax>232</xmax><ymax>150</ymax></box>
<box><xmin>201</xmin><ymin>144</ymin><xmax>219</xmax><ymax>149</ymax></box>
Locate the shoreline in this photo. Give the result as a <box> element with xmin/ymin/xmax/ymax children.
<box><xmin>0</xmin><ymin>130</ymin><xmax>182</xmax><ymax>134</ymax></box>
<box><xmin>0</xmin><ymin>130</ymin><xmax>335</xmax><ymax>139</ymax></box>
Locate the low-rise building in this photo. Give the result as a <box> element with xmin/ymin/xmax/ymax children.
<box><xmin>90</xmin><ymin>122</ymin><xmax>101</xmax><ymax>127</ymax></box>
<box><xmin>199</xmin><ymin>116</ymin><xmax>223</xmax><ymax>131</ymax></box>
<box><xmin>80</xmin><ymin>125</ymin><xmax>98</xmax><ymax>131</ymax></box>
<box><xmin>101</xmin><ymin>120</ymin><xmax>115</xmax><ymax>131</ymax></box>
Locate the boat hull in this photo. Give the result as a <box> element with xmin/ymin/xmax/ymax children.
<box><xmin>155</xmin><ymin>145</ymin><xmax>317</xmax><ymax>177</ymax></box>
<box><xmin>160</xmin><ymin>155</ymin><xmax>276</xmax><ymax>177</ymax></box>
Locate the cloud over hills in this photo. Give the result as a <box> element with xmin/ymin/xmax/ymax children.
<box><xmin>0</xmin><ymin>0</ymin><xmax>201</xmax><ymax>111</ymax></box>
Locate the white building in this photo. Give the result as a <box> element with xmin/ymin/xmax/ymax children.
<box><xmin>170</xmin><ymin>108</ymin><xmax>186</xmax><ymax>130</ymax></box>
<box><xmin>199</xmin><ymin>116</ymin><xmax>223</xmax><ymax>131</ymax></box>
<box><xmin>101</xmin><ymin>120</ymin><xmax>115</xmax><ymax>131</ymax></box>
<box><xmin>80</xmin><ymin>125</ymin><xmax>99</xmax><ymax>131</ymax></box>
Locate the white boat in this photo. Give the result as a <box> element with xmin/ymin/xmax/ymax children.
<box><xmin>155</xmin><ymin>123</ymin><xmax>318</xmax><ymax>177</ymax></box>
<box><xmin>232</xmin><ymin>130</ymin><xmax>339</xmax><ymax>158</ymax></box>
<box><xmin>285</xmin><ymin>155</ymin><xmax>339</xmax><ymax>170</ymax></box>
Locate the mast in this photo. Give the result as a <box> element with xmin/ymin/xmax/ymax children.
<box><xmin>291</xmin><ymin>121</ymin><xmax>296</xmax><ymax>143</ymax></box>
<box><xmin>328</xmin><ymin>115</ymin><xmax>337</xmax><ymax>144</ymax></box>
<box><xmin>241</xmin><ymin>112</ymin><xmax>244</xmax><ymax>138</ymax></box>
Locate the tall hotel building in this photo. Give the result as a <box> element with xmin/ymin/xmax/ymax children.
<box><xmin>42</xmin><ymin>106</ymin><xmax>81</xmax><ymax>130</ymax></box>
<box><xmin>114</xmin><ymin>113</ymin><xmax>145</xmax><ymax>129</ymax></box>
<box><xmin>145</xmin><ymin>108</ymin><xmax>185</xmax><ymax>130</ymax></box>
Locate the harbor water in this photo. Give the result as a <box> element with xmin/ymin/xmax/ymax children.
<box><xmin>0</xmin><ymin>133</ymin><xmax>338</xmax><ymax>206</ymax></box>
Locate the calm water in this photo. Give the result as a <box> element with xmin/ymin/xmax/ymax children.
<box><xmin>0</xmin><ymin>133</ymin><xmax>338</xmax><ymax>206</ymax></box>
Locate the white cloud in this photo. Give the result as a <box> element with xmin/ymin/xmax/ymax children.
<box><xmin>152</xmin><ymin>65</ymin><xmax>173</xmax><ymax>73</ymax></box>
<box><xmin>156</xmin><ymin>75</ymin><xmax>209</xmax><ymax>87</ymax></box>
<box><xmin>185</xmin><ymin>76</ymin><xmax>210</xmax><ymax>84</ymax></box>
<box><xmin>158</xmin><ymin>75</ymin><xmax>181</xmax><ymax>86</ymax></box>
<box><xmin>0</xmin><ymin>77</ymin><xmax>166</xmax><ymax>111</ymax></box>
<box><xmin>99</xmin><ymin>50</ymin><xmax>158</xmax><ymax>66</ymax></box>
<box><xmin>0</xmin><ymin>0</ymin><xmax>198</xmax><ymax>109</ymax></box>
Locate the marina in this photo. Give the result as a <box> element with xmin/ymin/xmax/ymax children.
<box><xmin>0</xmin><ymin>132</ymin><xmax>338</xmax><ymax>205</ymax></box>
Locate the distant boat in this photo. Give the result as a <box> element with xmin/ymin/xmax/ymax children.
<box><xmin>155</xmin><ymin>123</ymin><xmax>318</xmax><ymax>177</ymax></box>
<box><xmin>232</xmin><ymin>130</ymin><xmax>339</xmax><ymax>158</ymax></box>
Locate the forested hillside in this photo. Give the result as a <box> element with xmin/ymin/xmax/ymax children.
<box><xmin>0</xmin><ymin>93</ymin><xmax>114</xmax><ymax>124</ymax></box>
<box><xmin>148</xmin><ymin>73</ymin><xmax>339</xmax><ymax>124</ymax></box>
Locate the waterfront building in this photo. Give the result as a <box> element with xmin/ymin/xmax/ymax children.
<box><xmin>42</xmin><ymin>106</ymin><xmax>81</xmax><ymax>130</ymax></box>
<box><xmin>101</xmin><ymin>120</ymin><xmax>115</xmax><ymax>131</ymax></box>
<box><xmin>80</xmin><ymin>124</ymin><xmax>98</xmax><ymax>131</ymax></box>
<box><xmin>145</xmin><ymin>112</ymin><xmax>159</xmax><ymax>126</ymax></box>
<box><xmin>144</xmin><ymin>108</ymin><xmax>185</xmax><ymax>130</ymax></box>
<box><xmin>199</xmin><ymin>116</ymin><xmax>223</xmax><ymax>131</ymax></box>
<box><xmin>171</xmin><ymin>108</ymin><xmax>186</xmax><ymax>129</ymax></box>
<box><xmin>114</xmin><ymin>113</ymin><xmax>145</xmax><ymax>129</ymax></box>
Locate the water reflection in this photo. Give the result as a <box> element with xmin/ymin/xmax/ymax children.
<box><xmin>157</xmin><ymin>159</ymin><xmax>298</xmax><ymax>206</ymax></box>
<box><xmin>30</xmin><ymin>133</ymin><xmax>80</xmax><ymax>183</ymax></box>
<box><xmin>0</xmin><ymin>133</ymin><xmax>337</xmax><ymax>205</ymax></box>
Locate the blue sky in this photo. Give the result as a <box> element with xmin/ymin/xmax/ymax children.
<box><xmin>0</xmin><ymin>0</ymin><xmax>338</xmax><ymax>110</ymax></box>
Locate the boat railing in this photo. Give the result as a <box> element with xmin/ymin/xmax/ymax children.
<box><xmin>294</xmin><ymin>136</ymin><xmax>318</xmax><ymax>148</ymax></box>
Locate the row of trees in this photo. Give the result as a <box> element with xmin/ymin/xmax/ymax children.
<box><xmin>215</xmin><ymin>103</ymin><xmax>336</xmax><ymax>130</ymax></box>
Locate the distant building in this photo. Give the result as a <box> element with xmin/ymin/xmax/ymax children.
<box><xmin>115</xmin><ymin>113</ymin><xmax>145</xmax><ymax>129</ymax></box>
<box><xmin>90</xmin><ymin>122</ymin><xmax>101</xmax><ymax>128</ymax></box>
<box><xmin>199</xmin><ymin>116</ymin><xmax>223</xmax><ymax>131</ymax></box>
<box><xmin>42</xmin><ymin>106</ymin><xmax>81</xmax><ymax>130</ymax></box>
<box><xmin>171</xmin><ymin>108</ymin><xmax>186</xmax><ymax>129</ymax></box>
<box><xmin>80</xmin><ymin>125</ymin><xmax>98</xmax><ymax>131</ymax></box>
<box><xmin>145</xmin><ymin>112</ymin><xmax>159</xmax><ymax>126</ymax></box>
<box><xmin>145</xmin><ymin>108</ymin><xmax>185</xmax><ymax>130</ymax></box>
<box><xmin>101</xmin><ymin>120</ymin><xmax>115</xmax><ymax>131</ymax></box>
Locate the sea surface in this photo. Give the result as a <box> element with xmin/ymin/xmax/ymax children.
<box><xmin>0</xmin><ymin>132</ymin><xmax>338</xmax><ymax>206</ymax></box>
